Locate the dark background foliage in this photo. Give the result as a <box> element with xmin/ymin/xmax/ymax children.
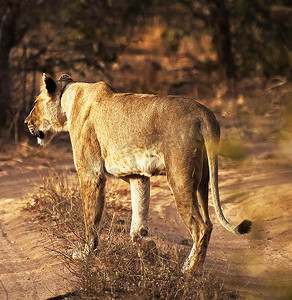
<box><xmin>0</xmin><ymin>0</ymin><xmax>291</xmax><ymax>137</ymax></box>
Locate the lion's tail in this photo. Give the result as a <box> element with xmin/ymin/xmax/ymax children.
<box><xmin>202</xmin><ymin>117</ymin><xmax>252</xmax><ymax>235</ymax></box>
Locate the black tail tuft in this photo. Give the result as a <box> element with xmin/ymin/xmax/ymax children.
<box><xmin>236</xmin><ymin>220</ymin><xmax>252</xmax><ymax>234</ymax></box>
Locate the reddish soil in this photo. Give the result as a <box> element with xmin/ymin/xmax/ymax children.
<box><xmin>0</xmin><ymin>109</ymin><xmax>292</xmax><ymax>299</ymax></box>
<box><xmin>0</xmin><ymin>141</ymin><xmax>74</xmax><ymax>299</ymax></box>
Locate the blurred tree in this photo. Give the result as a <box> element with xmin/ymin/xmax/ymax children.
<box><xmin>54</xmin><ymin>0</ymin><xmax>153</xmax><ymax>74</ymax></box>
<box><xmin>175</xmin><ymin>0</ymin><xmax>237</xmax><ymax>94</ymax></box>
<box><xmin>0</xmin><ymin>0</ymin><xmax>28</xmax><ymax>128</ymax></box>
<box><xmin>167</xmin><ymin>0</ymin><xmax>291</xmax><ymax>93</ymax></box>
<box><xmin>1</xmin><ymin>0</ymin><xmax>291</xmax><ymax>137</ymax></box>
<box><xmin>207</xmin><ymin>0</ymin><xmax>236</xmax><ymax>94</ymax></box>
<box><xmin>231</xmin><ymin>0</ymin><xmax>291</xmax><ymax>78</ymax></box>
<box><xmin>0</xmin><ymin>0</ymin><xmax>153</xmax><ymax>136</ymax></box>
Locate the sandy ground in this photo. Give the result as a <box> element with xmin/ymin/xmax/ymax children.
<box><xmin>0</xmin><ymin>119</ymin><xmax>292</xmax><ymax>299</ymax></box>
<box><xmin>0</xmin><ymin>141</ymin><xmax>75</xmax><ymax>299</ymax></box>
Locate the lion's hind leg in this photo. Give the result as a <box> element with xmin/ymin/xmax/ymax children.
<box><xmin>173</xmin><ymin>184</ymin><xmax>209</xmax><ymax>273</ymax></box>
<box><xmin>197</xmin><ymin>150</ymin><xmax>213</xmax><ymax>244</ymax></box>
<box><xmin>166</xmin><ymin>152</ymin><xmax>210</xmax><ymax>273</ymax></box>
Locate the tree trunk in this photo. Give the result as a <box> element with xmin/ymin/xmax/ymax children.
<box><xmin>209</xmin><ymin>1</ymin><xmax>237</xmax><ymax>96</ymax></box>
<box><xmin>0</xmin><ymin>1</ymin><xmax>27</xmax><ymax>134</ymax></box>
<box><xmin>0</xmin><ymin>52</ymin><xmax>12</xmax><ymax>129</ymax></box>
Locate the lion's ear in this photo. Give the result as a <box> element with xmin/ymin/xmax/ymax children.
<box><xmin>42</xmin><ymin>73</ymin><xmax>57</xmax><ymax>95</ymax></box>
<box><xmin>59</xmin><ymin>74</ymin><xmax>73</xmax><ymax>81</ymax></box>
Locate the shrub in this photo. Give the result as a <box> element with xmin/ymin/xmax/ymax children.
<box><xmin>27</xmin><ymin>172</ymin><xmax>237</xmax><ymax>299</ymax></box>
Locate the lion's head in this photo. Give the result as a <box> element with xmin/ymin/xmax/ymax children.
<box><xmin>25</xmin><ymin>74</ymin><xmax>73</xmax><ymax>146</ymax></box>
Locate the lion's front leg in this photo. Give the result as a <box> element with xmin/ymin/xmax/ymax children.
<box><xmin>79</xmin><ymin>173</ymin><xmax>106</xmax><ymax>251</ymax></box>
<box><xmin>130</xmin><ymin>176</ymin><xmax>150</xmax><ymax>242</ymax></box>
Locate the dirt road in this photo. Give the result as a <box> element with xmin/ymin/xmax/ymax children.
<box><xmin>0</xmin><ymin>133</ymin><xmax>292</xmax><ymax>299</ymax></box>
<box><xmin>0</xmin><ymin>142</ymin><xmax>74</xmax><ymax>299</ymax></box>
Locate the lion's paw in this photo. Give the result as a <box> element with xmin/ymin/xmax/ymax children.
<box><xmin>72</xmin><ymin>244</ymin><xmax>91</xmax><ymax>260</ymax></box>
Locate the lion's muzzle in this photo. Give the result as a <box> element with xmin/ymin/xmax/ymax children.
<box><xmin>26</xmin><ymin>123</ymin><xmax>44</xmax><ymax>139</ymax></box>
<box><xmin>35</xmin><ymin>131</ymin><xmax>44</xmax><ymax>139</ymax></box>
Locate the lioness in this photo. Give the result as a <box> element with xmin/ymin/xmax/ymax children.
<box><xmin>25</xmin><ymin>74</ymin><xmax>251</xmax><ymax>272</ymax></box>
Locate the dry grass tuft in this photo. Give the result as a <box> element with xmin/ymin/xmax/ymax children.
<box><xmin>28</xmin><ymin>173</ymin><xmax>238</xmax><ymax>299</ymax></box>
<box><xmin>219</xmin><ymin>130</ymin><xmax>248</xmax><ymax>162</ymax></box>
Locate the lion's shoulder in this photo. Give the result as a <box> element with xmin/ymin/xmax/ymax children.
<box><xmin>95</xmin><ymin>81</ymin><xmax>113</xmax><ymax>92</ymax></box>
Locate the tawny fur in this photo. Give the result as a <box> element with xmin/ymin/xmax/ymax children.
<box><xmin>25</xmin><ymin>74</ymin><xmax>251</xmax><ymax>273</ymax></box>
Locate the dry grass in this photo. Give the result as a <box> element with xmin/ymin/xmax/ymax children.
<box><xmin>27</xmin><ymin>172</ymin><xmax>238</xmax><ymax>299</ymax></box>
